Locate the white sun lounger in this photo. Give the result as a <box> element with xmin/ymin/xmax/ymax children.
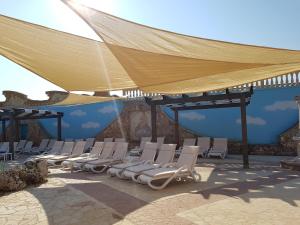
<box><xmin>197</xmin><ymin>137</ymin><xmax>211</xmax><ymax>157</ymax></box>
<box><xmin>28</xmin><ymin>141</ymin><xmax>64</xmax><ymax>160</ymax></box>
<box><xmin>107</xmin><ymin>142</ymin><xmax>158</xmax><ymax>178</ymax></box>
<box><xmin>45</xmin><ymin>139</ymin><xmax>56</xmax><ymax>152</ymax></box>
<box><xmin>207</xmin><ymin>138</ymin><xmax>228</xmax><ymax>159</ymax></box>
<box><xmin>85</xmin><ymin>142</ymin><xmax>128</xmax><ymax>173</ymax></box>
<box><xmin>114</xmin><ymin>138</ymin><xmax>126</xmax><ymax>142</ymax></box>
<box><xmin>61</xmin><ymin>141</ymin><xmax>104</xmax><ymax>169</ymax></box>
<box><xmin>175</xmin><ymin>138</ymin><xmax>196</xmax><ymax>156</ymax></box>
<box><xmin>72</xmin><ymin>142</ymin><xmax>115</xmax><ymax>171</ymax></box>
<box><xmin>0</xmin><ymin>142</ymin><xmax>12</xmax><ymax>160</ymax></box>
<box><xmin>156</xmin><ymin>137</ymin><xmax>165</xmax><ymax>149</ymax></box>
<box><xmin>47</xmin><ymin>141</ymin><xmax>83</xmax><ymax>166</ymax></box>
<box><xmin>138</xmin><ymin>146</ymin><xmax>200</xmax><ymax>190</ymax></box>
<box><xmin>31</xmin><ymin>139</ymin><xmax>49</xmax><ymax>154</ymax></box>
<box><xmin>22</xmin><ymin>141</ymin><xmax>33</xmax><ymax>154</ymax></box>
<box><xmin>122</xmin><ymin>143</ymin><xmax>176</xmax><ymax>181</ymax></box>
<box><xmin>104</xmin><ymin>137</ymin><xmax>114</xmax><ymax>142</ymax></box>
<box><xmin>129</xmin><ymin>136</ymin><xmax>152</xmax><ymax>156</ymax></box>
<box><xmin>16</xmin><ymin>139</ymin><xmax>27</xmax><ymax>153</ymax></box>
<box><xmin>84</xmin><ymin>138</ymin><xmax>95</xmax><ymax>152</ymax></box>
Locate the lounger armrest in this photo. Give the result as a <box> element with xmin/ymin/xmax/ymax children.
<box><xmin>162</xmin><ymin>162</ymin><xmax>176</xmax><ymax>168</ymax></box>
<box><xmin>70</xmin><ymin>154</ymin><xmax>82</xmax><ymax>158</ymax></box>
<box><xmin>129</xmin><ymin>158</ymin><xmax>141</xmax><ymax>163</ymax></box>
<box><xmin>144</xmin><ymin>160</ymin><xmax>154</xmax><ymax>164</ymax></box>
<box><xmin>80</xmin><ymin>153</ymin><xmax>90</xmax><ymax>157</ymax></box>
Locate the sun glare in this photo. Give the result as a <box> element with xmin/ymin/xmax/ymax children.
<box><xmin>49</xmin><ymin>0</ymin><xmax>117</xmax><ymax>41</ymax></box>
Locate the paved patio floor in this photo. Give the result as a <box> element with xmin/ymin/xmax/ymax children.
<box><xmin>0</xmin><ymin>155</ymin><xmax>299</xmax><ymax>225</ymax></box>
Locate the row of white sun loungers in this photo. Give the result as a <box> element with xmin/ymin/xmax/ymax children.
<box><xmin>23</xmin><ymin>136</ymin><xmax>227</xmax><ymax>189</ymax></box>
<box><xmin>176</xmin><ymin>137</ymin><xmax>228</xmax><ymax>159</ymax></box>
<box><xmin>0</xmin><ymin>137</ymin><xmax>126</xmax><ymax>156</ymax></box>
<box><xmin>130</xmin><ymin>137</ymin><xmax>228</xmax><ymax>159</ymax></box>
<box><xmin>25</xmin><ymin>140</ymin><xmax>201</xmax><ymax>190</ymax></box>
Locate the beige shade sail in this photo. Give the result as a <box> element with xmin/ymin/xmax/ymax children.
<box><xmin>53</xmin><ymin>93</ymin><xmax>121</xmax><ymax>106</ymax></box>
<box><xmin>0</xmin><ymin>14</ymin><xmax>136</xmax><ymax>92</ymax></box>
<box><xmin>64</xmin><ymin>0</ymin><xmax>300</xmax><ymax>93</ymax></box>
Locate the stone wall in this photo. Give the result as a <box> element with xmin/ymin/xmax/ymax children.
<box><xmin>96</xmin><ymin>100</ymin><xmax>196</xmax><ymax>148</ymax></box>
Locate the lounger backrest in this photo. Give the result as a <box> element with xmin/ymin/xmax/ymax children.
<box><xmin>197</xmin><ymin>137</ymin><xmax>210</xmax><ymax>151</ymax></box>
<box><xmin>47</xmin><ymin>139</ymin><xmax>56</xmax><ymax>149</ymax></box>
<box><xmin>17</xmin><ymin>140</ymin><xmax>26</xmax><ymax>149</ymax></box>
<box><xmin>140</xmin><ymin>137</ymin><xmax>152</xmax><ymax>149</ymax></box>
<box><xmin>99</xmin><ymin>142</ymin><xmax>115</xmax><ymax>159</ymax></box>
<box><xmin>156</xmin><ymin>137</ymin><xmax>165</xmax><ymax>149</ymax></box>
<box><xmin>176</xmin><ymin>146</ymin><xmax>199</xmax><ymax>170</ymax></box>
<box><xmin>84</xmin><ymin>138</ymin><xmax>95</xmax><ymax>151</ymax></box>
<box><xmin>90</xmin><ymin>142</ymin><xmax>104</xmax><ymax>156</ymax></box>
<box><xmin>155</xmin><ymin>144</ymin><xmax>176</xmax><ymax>164</ymax></box>
<box><xmin>140</xmin><ymin>142</ymin><xmax>158</xmax><ymax>161</ymax></box>
<box><xmin>212</xmin><ymin>138</ymin><xmax>228</xmax><ymax>152</ymax></box>
<box><xmin>24</xmin><ymin>141</ymin><xmax>33</xmax><ymax>151</ymax></box>
<box><xmin>61</xmin><ymin>142</ymin><xmax>75</xmax><ymax>155</ymax></box>
<box><xmin>112</xmin><ymin>142</ymin><xmax>128</xmax><ymax>160</ymax></box>
<box><xmin>114</xmin><ymin>138</ymin><xmax>126</xmax><ymax>142</ymax></box>
<box><xmin>65</xmin><ymin>138</ymin><xmax>73</xmax><ymax>142</ymax></box>
<box><xmin>71</xmin><ymin>141</ymin><xmax>86</xmax><ymax>155</ymax></box>
<box><xmin>183</xmin><ymin>138</ymin><xmax>196</xmax><ymax>146</ymax></box>
<box><xmin>49</xmin><ymin>141</ymin><xmax>64</xmax><ymax>154</ymax></box>
<box><xmin>38</xmin><ymin>139</ymin><xmax>49</xmax><ymax>151</ymax></box>
<box><xmin>104</xmin><ymin>137</ymin><xmax>114</xmax><ymax>142</ymax></box>
<box><xmin>0</xmin><ymin>142</ymin><xmax>9</xmax><ymax>152</ymax></box>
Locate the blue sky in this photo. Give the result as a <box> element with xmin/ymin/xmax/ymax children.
<box><xmin>1</xmin><ymin>0</ymin><xmax>300</xmax><ymax>100</ymax></box>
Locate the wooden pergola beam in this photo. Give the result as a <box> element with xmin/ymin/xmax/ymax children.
<box><xmin>147</xmin><ymin>91</ymin><xmax>252</xmax><ymax>106</ymax></box>
<box><xmin>145</xmin><ymin>87</ymin><xmax>253</xmax><ymax>169</ymax></box>
<box><xmin>172</xmin><ymin>102</ymin><xmax>250</xmax><ymax>111</ymax></box>
<box><xmin>0</xmin><ymin>108</ymin><xmax>64</xmax><ymax>159</ymax></box>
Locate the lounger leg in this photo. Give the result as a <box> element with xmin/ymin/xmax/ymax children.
<box><xmin>147</xmin><ymin>174</ymin><xmax>176</xmax><ymax>190</ymax></box>
<box><xmin>191</xmin><ymin>170</ymin><xmax>201</xmax><ymax>182</ymax></box>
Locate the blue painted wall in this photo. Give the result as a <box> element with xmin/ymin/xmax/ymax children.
<box><xmin>163</xmin><ymin>87</ymin><xmax>300</xmax><ymax>144</ymax></box>
<box><xmin>38</xmin><ymin>100</ymin><xmax>123</xmax><ymax>140</ymax></box>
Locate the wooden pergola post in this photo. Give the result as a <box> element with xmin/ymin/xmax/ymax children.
<box><xmin>150</xmin><ymin>104</ymin><xmax>157</xmax><ymax>142</ymax></box>
<box><xmin>9</xmin><ymin>116</ymin><xmax>15</xmax><ymax>160</ymax></box>
<box><xmin>174</xmin><ymin>109</ymin><xmax>179</xmax><ymax>146</ymax></box>
<box><xmin>15</xmin><ymin>119</ymin><xmax>20</xmax><ymax>141</ymax></box>
<box><xmin>57</xmin><ymin>116</ymin><xmax>62</xmax><ymax>141</ymax></box>
<box><xmin>240</xmin><ymin>94</ymin><xmax>249</xmax><ymax>168</ymax></box>
<box><xmin>2</xmin><ymin>120</ymin><xmax>6</xmax><ymax>141</ymax></box>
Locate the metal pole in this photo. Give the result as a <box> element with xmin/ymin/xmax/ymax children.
<box><xmin>240</xmin><ymin>95</ymin><xmax>249</xmax><ymax>169</ymax></box>
<box><xmin>150</xmin><ymin>104</ymin><xmax>157</xmax><ymax>142</ymax></box>
<box><xmin>2</xmin><ymin>120</ymin><xmax>6</xmax><ymax>141</ymax></box>
<box><xmin>9</xmin><ymin>117</ymin><xmax>15</xmax><ymax>160</ymax></box>
<box><xmin>57</xmin><ymin>116</ymin><xmax>62</xmax><ymax>141</ymax></box>
<box><xmin>174</xmin><ymin>110</ymin><xmax>179</xmax><ymax>147</ymax></box>
<box><xmin>15</xmin><ymin>120</ymin><xmax>20</xmax><ymax>141</ymax></box>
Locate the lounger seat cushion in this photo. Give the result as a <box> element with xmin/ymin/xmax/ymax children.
<box><xmin>112</xmin><ymin>161</ymin><xmax>143</xmax><ymax>169</ymax></box>
<box><xmin>85</xmin><ymin>158</ymin><xmax>115</xmax><ymax>165</ymax></box>
<box><xmin>74</xmin><ymin>157</ymin><xmax>99</xmax><ymax>164</ymax></box>
<box><xmin>126</xmin><ymin>164</ymin><xmax>160</xmax><ymax>173</ymax></box>
<box><xmin>34</xmin><ymin>154</ymin><xmax>59</xmax><ymax>159</ymax></box>
<box><xmin>64</xmin><ymin>155</ymin><xmax>91</xmax><ymax>162</ymax></box>
<box><xmin>48</xmin><ymin>155</ymin><xmax>70</xmax><ymax>161</ymax></box>
<box><xmin>141</xmin><ymin>167</ymin><xmax>189</xmax><ymax>180</ymax></box>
